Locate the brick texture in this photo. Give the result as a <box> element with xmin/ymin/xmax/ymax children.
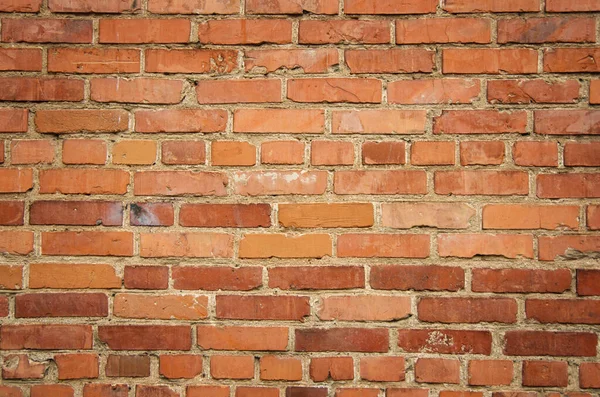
<box><xmin>0</xmin><ymin>1</ymin><xmax>597</xmax><ymax>395</ymax></box>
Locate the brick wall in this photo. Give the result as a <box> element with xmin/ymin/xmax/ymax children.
<box><xmin>0</xmin><ymin>0</ymin><xmax>599</xmax><ymax>396</ymax></box>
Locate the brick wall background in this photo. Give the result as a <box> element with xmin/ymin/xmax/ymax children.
<box><xmin>0</xmin><ymin>0</ymin><xmax>600</xmax><ymax>396</ymax></box>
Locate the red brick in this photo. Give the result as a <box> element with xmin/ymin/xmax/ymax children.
<box><xmin>42</xmin><ymin>231</ymin><xmax>133</xmax><ymax>256</ymax></box>
<box><xmin>0</xmin><ymin>295</ymin><xmax>8</xmax><ymax>317</ymax></box>
<box><xmin>180</xmin><ymin>203</ymin><xmax>270</xmax><ymax>227</ymax></box>
<box><xmin>136</xmin><ymin>109</ymin><xmax>227</xmax><ymax>133</ymax></box>
<box><xmin>590</xmin><ymin>80</ymin><xmax>600</xmax><ymax>104</ymax></box>
<box><xmin>100</xmin><ymin>19</ymin><xmax>190</xmax><ymax>43</ymax></box>
<box><xmin>526</xmin><ymin>299</ymin><xmax>600</xmax><ymax>324</ymax></box>
<box><xmin>488</xmin><ymin>79</ymin><xmax>579</xmax><ymax>104</ymax></box>
<box><xmin>415</xmin><ymin>358</ymin><xmax>460</xmax><ymax>384</ymax></box>
<box><xmin>159</xmin><ymin>355</ymin><xmax>203</xmax><ymax>379</ymax></box>
<box><xmin>387</xmin><ymin>389</ymin><xmax>429</xmax><ymax>397</ymax></box>
<box><xmin>10</xmin><ymin>140</ymin><xmax>54</xmax><ymax>164</ymax></box>
<box><xmin>234</xmin><ymin>109</ymin><xmax>324</xmax><ymax>133</ymax></box>
<box><xmin>472</xmin><ymin>268</ymin><xmax>571</xmax><ymax>293</ymax></box>
<box><xmin>16</xmin><ymin>293</ymin><xmax>108</xmax><ymax>317</ymax></box>
<box><xmin>62</xmin><ymin>139</ymin><xmax>107</xmax><ymax>164</ymax></box>
<box><xmin>239</xmin><ymin>233</ymin><xmax>331</xmax><ymax>258</ymax></box>
<box><xmin>360</xmin><ymin>357</ymin><xmax>405</xmax><ymax>381</ymax></box>
<box><xmin>578</xmin><ymin>269</ymin><xmax>600</xmax><ymax>296</ymax></box>
<box><xmin>279</xmin><ymin>203</ymin><xmax>372</xmax><ymax>228</ymax></box>
<box><xmin>36</xmin><ymin>109</ymin><xmax>128</xmax><ymax>134</ymax></box>
<box><xmin>288</xmin><ymin>78</ymin><xmax>381</xmax><ymax>103</ymax></box>
<box><xmin>30</xmin><ymin>263</ymin><xmax>120</xmax><ymax>289</ymax></box>
<box><xmin>513</xmin><ymin>141</ymin><xmax>558</xmax><ymax>166</ymax></box>
<box><xmin>234</xmin><ymin>171</ymin><xmax>327</xmax><ymax>195</ymax></box>
<box><xmin>0</xmin><ymin>0</ymin><xmax>40</xmax><ymax>11</ymax></box>
<box><xmin>106</xmin><ymin>355</ymin><xmax>150</xmax><ymax>377</ymax></box>
<box><xmin>443</xmin><ymin>0</ymin><xmax>540</xmax><ymax>12</ymax></box>
<box><xmin>0</xmin><ymin>109</ymin><xmax>28</xmax><ymax>133</ymax></box>
<box><xmin>0</xmin><ymin>324</ymin><xmax>93</xmax><ymax>350</ymax></box>
<box><xmin>91</xmin><ymin>78</ymin><xmax>183</xmax><ymax>104</ymax></box>
<box><xmin>187</xmin><ymin>386</ymin><xmax>229</xmax><ymax>397</ymax></box>
<box><xmin>411</xmin><ymin>141</ymin><xmax>455</xmax><ymax>165</ymax></box>
<box><xmin>136</xmin><ymin>386</ymin><xmax>178</xmax><ymax>397</ymax></box>
<box><xmin>338</xmin><ymin>233</ymin><xmax>429</xmax><ymax>258</ymax></box>
<box><xmin>362</xmin><ymin>141</ymin><xmax>405</xmax><ymax>165</ymax></box>
<box><xmin>40</xmin><ymin>169</ymin><xmax>128</xmax><ymax>194</ymax></box>
<box><xmin>197</xmin><ymin>326</ymin><xmax>288</xmax><ymax>351</ymax></box>
<box><xmin>269</xmin><ymin>266</ymin><xmax>365</xmax><ymax>290</ymax></box>
<box><xmin>261</xmin><ymin>141</ymin><xmax>304</xmax><ymax>165</ymax></box>
<box><xmin>499</xmin><ymin>17</ymin><xmax>594</xmax><ymax>43</ymax></box>
<box><xmin>162</xmin><ymin>140</ymin><xmax>206</xmax><ymax>165</ymax></box>
<box><xmin>397</xmin><ymin>329</ymin><xmax>492</xmax><ymax>355</ymax></box>
<box><xmin>49</xmin><ymin>0</ymin><xmax>139</xmax><ymax>12</ymax></box>
<box><xmin>2</xmin><ymin>354</ymin><xmax>47</xmax><ymax>379</ymax></box>
<box><xmin>312</xmin><ymin>140</ymin><xmax>354</xmax><ymax>165</ymax></box>
<box><xmin>30</xmin><ymin>385</ymin><xmax>73</xmax><ymax>397</ymax></box>
<box><xmin>335</xmin><ymin>170</ymin><xmax>426</xmax><ymax>195</ymax></box>
<box><xmin>0</xmin><ymin>48</ymin><xmax>42</xmax><ymax>71</ymax></box>
<box><xmin>310</xmin><ymin>357</ymin><xmax>354</xmax><ymax>381</ymax></box>
<box><xmin>55</xmin><ymin>353</ymin><xmax>99</xmax><ymax>380</ymax></box>
<box><xmin>295</xmin><ymin>328</ymin><xmax>389</xmax><ymax>352</ymax></box>
<box><xmin>212</xmin><ymin>141</ymin><xmax>256</xmax><ymax>166</ymax></box>
<box><xmin>483</xmin><ymin>204</ymin><xmax>579</xmax><ymax>230</ymax></box>
<box><xmin>237</xmin><ymin>388</ymin><xmax>279</xmax><ymax>397</ymax></box>
<box><xmin>345</xmin><ymin>49</ymin><xmax>434</xmax><ymax>73</ymax></box>
<box><xmin>371</xmin><ymin>265</ymin><xmax>464</xmax><ymax>291</ymax></box>
<box><xmin>535</xmin><ymin>110</ymin><xmax>600</xmax><ymax>135</ymax></box>
<box><xmin>247</xmin><ymin>0</ymin><xmax>336</xmax><ymax>13</ymax></box>
<box><xmin>565</xmin><ymin>142</ymin><xmax>600</xmax><ymax>166</ymax></box>
<box><xmin>443</xmin><ymin>48</ymin><xmax>538</xmax><ymax>74</ymax></box>
<box><xmin>538</xmin><ymin>174</ymin><xmax>600</xmax><ymax>198</ymax></box>
<box><xmin>580</xmin><ymin>363</ymin><xmax>600</xmax><ymax>388</ymax></box>
<box><xmin>30</xmin><ymin>201</ymin><xmax>122</xmax><ymax>226</ymax></box>
<box><xmin>197</xmin><ymin>79</ymin><xmax>281</xmax><ymax>104</ymax></box>
<box><xmin>98</xmin><ymin>325</ymin><xmax>192</xmax><ymax>351</ymax></box>
<box><xmin>211</xmin><ymin>355</ymin><xmax>254</xmax><ymax>379</ymax></box>
<box><xmin>0</xmin><ymin>201</ymin><xmax>24</xmax><ymax>225</ymax></box>
<box><xmin>124</xmin><ymin>266</ymin><xmax>168</xmax><ymax>290</ymax></box>
<box><xmin>48</xmin><ymin>48</ymin><xmax>140</xmax><ymax>74</ymax></box>
<box><xmin>217</xmin><ymin>295</ymin><xmax>310</xmax><ymax>321</ymax></box>
<box><xmin>389</xmin><ymin>79</ymin><xmax>480</xmax><ymax>104</ymax></box>
<box><xmin>245</xmin><ymin>48</ymin><xmax>338</xmax><ymax>73</ymax></box>
<box><xmin>145</xmin><ymin>49</ymin><xmax>237</xmax><ymax>73</ymax></box>
<box><xmin>333</xmin><ymin>109</ymin><xmax>426</xmax><ymax>134</ymax></box>
<box><xmin>299</xmin><ymin>20</ymin><xmax>389</xmax><ymax>44</ymax></box>
<box><xmin>134</xmin><ymin>171</ymin><xmax>227</xmax><ymax>196</ymax></box>
<box><xmin>547</xmin><ymin>0</ymin><xmax>600</xmax><ymax>11</ymax></box>
<box><xmin>460</xmin><ymin>141</ymin><xmax>505</xmax><ymax>165</ymax></box>
<box><xmin>539</xmin><ymin>235</ymin><xmax>600</xmax><ymax>260</ymax></box>
<box><xmin>0</xmin><ymin>387</ymin><xmax>23</xmax><ymax>397</ymax></box>
<box><xmin>469</xmin><ymin>360</ymin><xmax>513</xmax><ymax>386</ymax></box>
<box><xmin>199</xmin><ymin>19</ymin><xmax>292</xmax><ymax>44</ymax></box>
<box><xmin>130</xmin><ymin>203</ymin><xmax>173</xmax><ymax>227</ymax></box>
<box><xmin>2</xmin><ymin>19</ymin><xmax>92</xmax><ymax>43</ymax></box>
<box><xmin>435</xmin><ymin>171</ymin><xmax>529</xmax><ymax>195</ymax></box>
<box><xmin>318</xmin><ymin>295</ymin><xmax>411</xmax><ymax>321</ymax></box>
<box><xmin>345</xmin><ymin>0</ymin><xmax>436</xmax><ymax>13</ymax></box>
<box><xmin>0</xmin><ymin>231</ymin><xmax>33</xmax><ymax>255</ymax></box>
<box><xmin>397</xmin><ymin>18</ymin><xmax>491</xmax><ymax>43</ymax></box>
<box><xmin>114</xmin><ymin>293</ymin><xmax>208</xmax><ymax>320</ymax></box>
<box><xmin>83</xmin><ymin>384</ymin><xmax>129</xmax><ymax>397</ymax></box>
<box><xmin>173</xmin><ymin>266</ymin><xmax>262</xmax><ymax>291</ymax></box>
<box><xmin>148</xmin><ymin>0</ymin><xmax>237</xmax><ymax>13</ymax></box>
<box><xmin>504</xmin><ymin>331</ymin><xmax>597</xmax><ymax>356</ymax></box>
<box><xmin>139</xmin><ymin>232</ymin><xmax>232</xmax><ymax>258</ymax></box>
<box><xmin>0</xmin><ymin>77</ymin><xmax>84</xmax><ymax>102</ymax></box>
<box><xmin>419</xmin><ymin>297</ymin><xmax>517</xmax><ymax>324</ymax></box>
<box><xmin>286</xmin><ymin>388</ymin><xmax>327</xmax><ymax>397</ymax></box>
<box><xmin>260</xmin><ymin>355</ymin><xmax>302</xmax><ymax>380</ymax></box>
<box><xmin>545</xmin><ymin>48</ymin><xmax>600</xmax><ymax>73</ymax></box>
<box><xmin>382</xmin><ymin>202</ymin><xmax>474</xmax><ymax>229</ymax></box>
<box><xmin>523</xmin><ymin>361</ymin><xmax>568</xmax><ymax>387</ymax></box>
<box><xmin>337</xmin><ymin>388</ymin><xmax>380</xmax><ymax>397</ymax></box>
<box><xmin>435</xmin><ymin>110</ymin><xmax>527</xmax><ymax>134</ymax></box>
<box><xmin>0</xmin><ymin>265</ymin><xmax>22</xmax><ymax>289</ymax></box>
<box><xmin>438</xmin><ymin>233</ymin><xmax>533</xmax><ymax>258</ymax></box>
